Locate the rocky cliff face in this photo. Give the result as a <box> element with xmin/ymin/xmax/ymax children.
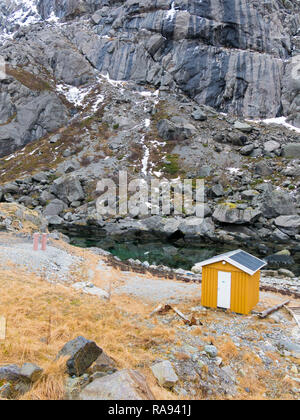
<box><xmin>0</xmin><ymin>0</ymin><xmax>300</xmax><ymax>157</ymax></box>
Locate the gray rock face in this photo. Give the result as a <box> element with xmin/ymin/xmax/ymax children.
<box><xmin>57</xmin><ymin>336</ymin><xmax>103</xmax><ymax>377</ymax></box>
<box><xmin>0</xmin><ymin>90</ymin><xmax>69</xmax><ymax>158</ymax></box>
<box><xmin>0</xmin><ymin>0</ymin><xmax>299</xmax><ymax>160</ymax></box>
<box><xmin>79</xmin><ymin>369</ymin><xmax>155</xmax><ymax>400</ymax></box>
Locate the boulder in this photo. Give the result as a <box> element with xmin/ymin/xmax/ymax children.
<box><xmin>50</xmin><ymin>175</ymin><xmax>84</xmax><ymax>204</ymax></box>
<box><xmin>43</xmin><ymin>199</ymin><xmax>67</xmax><ymax>217</ymax></box>
<box><xmin>204</xmin><ymin>345</ymin><xmax>218</xmax><ymax>358</ymax></box>
<box><xmin>191</xmin><ymin>108</ymin><xmax>207</xmax><ymax>121</ymax></box>
<box><xmin>197</xmin><ymin>165</ymin><xmax>212</xmax><ymax>177</ymax></box>
<box><xmin>264</xmin><ymin>140</ymin><xmax>280</xmax><ymax>153</ymax></box>
<box><xmin>234</xmin><ymin>121</ymin><xmax>252</xmax><ymax>133</ymax></box>
<box><xmin>210</xmin><ymin>184</ymin><xmax>224</xmax><ymax>198</ymax></box>
<box><xmin>0</xmin><ymin>365</ymin><xmax>29</xmax><ymax>383</ymax></box>
<box><xmin>278</xmin><ymin>268</ymin><xmax>295</xmax><ymax>278</ymax></box>
<box><xmin>274</xmin><ymin>215</ymin><xmax>300</xmax><ymax>235</ymax></box>
<box><xmin>213</xmin><ymin>204</ymin><xmax>261</xmax><ymax>225</ymax></box>
<box><xmin>79</xmin><ymin>369</ymin><xmax>154</xmax><ymax>400</ymax></box>
<box><xmin>178</xmin><ymin>217</ymin><xmax>215</xmax><ymax>238</ymax></box>
<box><xmin>254</xmin><ymin>161</ymin><xmax>273</xmax><ymax>176</ymax></box>
<box><xmin>57</xmin><ymin>336</ymin><xmax>102</xmax><ymax>377</ymax></box>
<box><xmin>151</xmin><ymin>361</ymin><xmax>178</xmax><ymax>388</ymax></box>
<box><xmin>283</xmin><ymin>143</ymin><xmax>300</xmax><ymax>159</ymax></box>
<box><xmin>241</xmin><ymin>190</ymin><xmax>259</xmax><ymax>200</ymax></box>
<box><xmin>157</xmin><ymin>118</ymin><xmax>196</xmax><ymax>141</ymax></box>
<box><xmin>240</xmin><ymin>144</ymin><xmax>254</xmax><ymax>155</ymax></box>
<box><xmin>20</xmin><ymin>363</ymin><xmax>43</xmax><ymax>383</ymax></box>
<box><xmin>260</xmin><ymin>190</ymin><xmax>296</xmax><ymax>218</ymax></box>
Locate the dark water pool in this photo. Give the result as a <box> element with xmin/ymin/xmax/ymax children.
<box><xmin>56</xmin><ymin>228</ymin><xmax>300</xmax><ymax>274</ymax></box>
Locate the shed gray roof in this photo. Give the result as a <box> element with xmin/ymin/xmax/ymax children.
<box><xmin>196</xmin><ymin>249</ymin><xmax>267</xmax><ymax>275</ymax></box>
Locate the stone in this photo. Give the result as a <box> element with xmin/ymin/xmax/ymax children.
<box><xmin>260</xmin><ymin>190</ymin><xmax>296</xmax><ymax>218</ymax></box>
<box><xmin>20</xmin><ymin>363</ymin><xmax>43</xmax><ymax>383</ymax></box>
<box><xmin>90</xmin><ymin>352</ymin><xmax>117</xmax><ymax>374</ymax></box>
<box><xmin>278</xmin><ymin>268</ymin><xmax>295</xmax><ymax>278</ymax></box>
<box><xmin>264</xmin><ymin>140</ymin><xmax>280</xmax><ymax>153</ymax></box>
<box><xmin>234</xmin><ymin>121</ymin><xmax>252</xmax><ymax>133</ymax></box>
<box><xmin>254</xmin><ymin>161</ymin><xmax>273</xmax><ymax>176</ymax></box>
<box><xmin>151</xmin><ymin>361</ymin><xmax>178</xmax><ymax>388</ymax></box>
<box><xmin>240</xmin><ymin>144</ymin><xmax>254</xmax><ymax>155</ymax></box>
<box><xmin>274</xmin><ymin>215</ymin><xmax>300</xmax><ymax>234</ymax></box>
<box><xmin>241</xmin><ymin>190</ymin><xmax>259</xmax><ymax>199</ymax></box>
<box><xmin>57</xmin><ymin>336</ymin><xmax>103</xmax><ymax>377</ymax></box>
<box><xmin>32</xmin><ymin>172</ymin><xmax>48</xmax><ymax>183</ymax></box>
<box><xmin>213</xmin><ymin>204</ymin><xmax>261</xmax><ymax>225</ymax></box>
<box><xmin>79</xmin><ymin>369</ymin><xmax>154</xmax><ymax>400</ymax></box>
<box><xmin>283</xmin><ymin>143</ymin><xmax>300</xmax><ymax>159</ymax></box>
<box><xmin>0</xmin><ymin>364</ymin><xmax>29</xmax><ymax>383</ymax></box>
<box><xmin>276</xmin><ymin>249</ymin><xmax>291</xmax><ymax>256</ymax></box>
<box><xmin>157</xmin><ymin>118</ymin><xmax>196</xmax><ymax>141</ymax></box>
<box><xmin>197</xmin><ymin>165</ymin><xmax>212</xmax><ymax>177</ymax></box>
<box><xmin>43</xmin><ymin>199</ymin><xmax>67</xmax><ymax>217</ymax></box>
<box><xmin>50</xmin><ymin>174</ymin><xmax>84</xmax><ymax>204</ymax></box>
<box><xmin>46</xmin><ymin>215</ymin><xmax>64</xmax><ymax>225</ymax></box>
<box><xmin>191</xmin><ymin>108</ymin><xmax>207</xmax><ymax>121</ymax></box>
<box><xmin>210</xmin><ymin>184</ymin><xmax>224</xmax><ymax>197</ymax></box>
<box><xmin>178</xmin><ymin>217</ymin><xmax>215</xmax><ymax>238</ymax></box>
<box><xmin>49</xmin><ymin>134</ymin><xmax>61</xmax><ymax>144</ymax></box>
<box><xmin>204</xmin><ymin>345</ymin><xmax>218</xmax><ymax>358</ymax></box>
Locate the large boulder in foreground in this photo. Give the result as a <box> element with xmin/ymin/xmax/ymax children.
<box><xmin>213</xmin><ymin>204</ymin><xmax>261</xmax><ymax>225</ymax></box>
<box><xmin>79</xmin><ymin>369</ymin><xmax>155</xmax><ymax>400</ymax></box>
<box><xmin>57</xmin><ymin>336</ymin><xmax>102</xmax><ymax>377</ymax></box>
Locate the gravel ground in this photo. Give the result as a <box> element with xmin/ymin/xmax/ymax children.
<box><xmin>114</xmin><ymin>271</ymin><xmax>201</xmax><ymax>303</ymax></box>
<box><xmin>0</xmin><ymin>242</ymin><xmax>82</xmax><ymax>282</ymax></box>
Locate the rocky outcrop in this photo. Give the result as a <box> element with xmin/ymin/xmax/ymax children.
<box><xmin>0</xmin><ymin>0</ymin><xmax>300</xmax><ymax>159</ymax></box>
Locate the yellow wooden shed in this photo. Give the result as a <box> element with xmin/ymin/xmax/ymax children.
<box><xmin>198</xmin><ymin>250</ymin><xmax>267</xmax><ymax>315</ymax></box>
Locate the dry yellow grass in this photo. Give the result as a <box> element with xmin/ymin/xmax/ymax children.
<box><xmin>0</xmin><ymin>262</ymin><xmax>179</xmax><ymax>400</ymax></box>
<box><xmin>0</xmin><ymin>237</ymin><xmax>298</xmax><ymax>400</ymax></box>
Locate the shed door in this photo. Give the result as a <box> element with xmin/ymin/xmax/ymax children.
<box><xmin>217</xmin><ymin>271</ymin><xmax>231</xmax><ymax>309</ymax></box>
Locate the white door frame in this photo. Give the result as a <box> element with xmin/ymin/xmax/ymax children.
<box><xmin>217</xmin><ymin>271</ymin><xmax>231</xmax><ymax>309</ymax></box>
